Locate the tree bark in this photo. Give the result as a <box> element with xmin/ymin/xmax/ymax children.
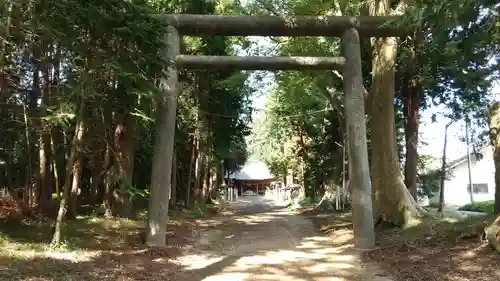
<box><xmin>23</xmin><ymin>106</ymin><xmax>33</xmax><ymax>208</ymax></box>
<box><xmin>194</xmin><ymin>144</ymin><xmax>202</xmax><ymax>204</ymax></box>
<box><xmin>489</xmin><ymin>102</ymin><xmax>500</xmax><ymax>214</ymax></box>
<box><xmin>369</xmin><ymin>0</ymin><xmax>422</xmax><ymax>227</ymax></box>
<box><xmin>186</xmin><ymin>136</ymin><xmax>196</xmax><ymax>207</ymax></box>
<box><xmin>403</xmin><ymin>75</ymin><xmax>420</xmax><ymax>200</ymax></box>
<box><xmin>38</xmin><ymin>122</ymin><xmax>51</xmax><ymax>212</ymax></box>
<box><xmin>0</xmin><ymin>1</ymin><xmax>12</xmax><ymax>100</ymax></box>
<box><xmin>202</xmin><ymin>159</ymin><xmax>210</xmax><ymax>201</ymax></box>
<box><xmin>38</xmin><ymin>45</ymin><xmax>54</xmax><ymax>213</ymax></box>
<box><xmin>438</xmin><ymin>122</ymin><xmax>452</xmax><ymax>213</ymax></box>
<box><xmin>51</xmin><ymin>108</ymin><xmax>85</xmax><ymax>246</ymax></box>
<box><xmin>209</xmin><ymin>165</ymin><xmax>218</xmax><ymax>199</ymax></box>
<box><xmin>113</xmin><ymin>95</ymin><xmax>137</xmax><ymax>218</ymax></box>
<box><xmin>89</xmin><ymin>153</ymin><xmax>103</xmax><ymax>204</ymax></box>
<box><xmin>101</xmin><ymin>100</ymin><xmax>114</xmax><ymax>215</ymax></box>
<box><xmin>102</xmin><ymin>144</ymin><xmax>113</xmax><ymax>217</ymax></box>
<box><xmin>341</xmin><ymin>27</ymin><xmax>375</xmax><ymax>249</ymax></box>
<box><xmin>147</xmin><ymin>26</ymin><xmax>180</xmax><ymax>247</ymax></box>
<box><xmin>170</xmin><ymin>150</ymin><xmax>177</xmax><ymax>207</ymax></box>
<box><xmin>68</xmin><ymin>144</ymin><xmax>82</xmax><ymax>219</ymax></box>
<box><xmin>68</xmin><ymin>105</ymin><xmax>87</xmax><ymax>218</ymax></box>
<box><xmin>50</xmin><ymin>128</ymin><xmax>62</xmax><ymax>199</ymax></box>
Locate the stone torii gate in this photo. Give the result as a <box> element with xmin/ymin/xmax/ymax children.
<box><xmin>149</xmin><ymin>14</ymin><xmax>409</xmax><ymax>249</ymax></box>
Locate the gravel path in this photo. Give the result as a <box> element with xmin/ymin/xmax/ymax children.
<box><xmin>171</xmin><ymin>196</ymin><xmax>391</xmax><ymax>281</ymax></box>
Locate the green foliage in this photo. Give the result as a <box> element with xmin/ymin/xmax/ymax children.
<box><xmin>189</xmin><ymin>204</ymin><xmax>206</xmax><ymax>218</ymax></box>
<box><xmin>458</xmin><ymin>200</ymin><xmax>495</xmax><ymax>214</ymax></box>
<box><xmin>130</xmin><ymin>0</ymin><xmax>253</xmax><ymax>198</ymax></box>
<box><xmin>417</xmin><ymin>153</ymin><xmax>459</xmax><ymax>198</ymax></box>
<box><xmin>419</xmin><ymin>171</ymin><xmax>442</xmax><ymax>198</ymax></box>
<box><xmin>249</xmin><ymin>44</ymin><xmax>345</xmax><ymax>197</ymax></box>
<box><xmin>408</xmin><ymin>0</ymin><xmax>498</xmax><ymax>145</ymax></box>
<box><xmin>298</xmin><ymin>197</ymin><xmax>316</xmax><ymax>207</ymax></box>
<box><xmin>118</xmin><ymin>176</ymin><xmax>149</xmax><ymax>201</ymax></box>
<box><xmin>246</xmin><ymin>0</ymin><xmax>498</xmax><ymax>205</ymax></box>
<box><xmin>188</xmin><ymin>202</ymin><xmax>217</xmax><ymax>218</ymax></box>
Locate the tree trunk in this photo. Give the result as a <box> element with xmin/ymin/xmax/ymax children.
<box><xmin>369</xmin><ymin>0</ymin><xmax>422</xmax><ymax>227</ymax></box>
<box><xmin>403</xmin><ymin>74</ymin><xmax>420</xmax><ymax>200</ymax></box>
<box><xmin>489</xmin><ymin>102</ymin><xmax>500</xmax><ymax>214</ymax></box>
<box><xmin>102</xmin><ymin>144</ymin><xmax>113</xmax><ymax>217</ymax></box>
<box><xmin>0</xmin><ymin>1</ymin><xmax>12</xmax><ymax>100</ymax></box>
<box><xmin>50</xmin><ymin>128</ymin><xmax>62</xmax><ymax>199</ymax></box>
<box><xmin>186</xmin><ymin>137</ymin><xmax>195</xmax><ymax>207</ymax></box>
<box><xmin>194</xmin><ymin>146</ymin><xmax>202</xmax><ymax>204</ymax></box>
<box><xmin>438</xmin><ymin>122</ymin><xmax>452</xmax><ymax>213</ymax></box>
<box><xmin>218</xmin><ymin>161</ymin><xmax>224</xmax><ymax>189</ymax></box>
<box><xmin>170</xmin><ymin>150</ymin><xmax>177</xmax><ymax>207</ymax></box>
<box><xmin>89</xmin><ymin>153</ymin><xmax>103</xmax><ymax>204</ymax></box>
<box><xmin>6</xmin><ymin>188</ymin><xmax>30</xmax><ymax>217</ymax></box>
<box><xmin>209</xmin><ymin>165</ymin><xmax>218</xmax><ymax>199</ymax></box>
<box><xmin>68</xmin><ymin>112</ymin><xmax>86</xmax><ymax>218</ymax></box>
<box><xmin>38</xmin><ymin>130</ymin><xmax>51</xmax><ymax>213</ymax></box>
<box><xmin>68</xmin><ymin>146</ymin><xmax>82</xmax><ymax>219</ymax></box>
<box><xmin>112</xmin><ymin>100</ymin><xmax>137</xmax><ymax>218</ymax></box>
<box><xmin>23</xmin><ymin>105</ymin><xmax>34</xmax><ymax>208</ymax></box>
<box><xmin>51</xmin><ymin>111</ymin><xmax>85</xmax><ymax>246</ymax></box>
<box><xmin>100</xmin><ymin>99</ymin><xmax>114</xmax><ymax>214</ymax></box>
<box><xmin>202</xmin><ymin>159</ymin><xmax>210</xmax><ymax>201</ymax></box>
<box><xmin>485</xmin><ymin>215</ymin><xmax>500</xmax><ymax>253</ymax></box>
<box><xmin>37</xmin><ymin>45</ymin><xmax>55</xmax><ymax>213</ymax></box>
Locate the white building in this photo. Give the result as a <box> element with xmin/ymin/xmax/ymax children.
<box><xmin>426</xmin><ymin>146</ymin><xmax>496</xmax><ymax>207</ymax></box>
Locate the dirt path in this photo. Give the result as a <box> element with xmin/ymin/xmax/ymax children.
<box><xmin>170</xmin><ymin>196</ymin><xmax>392</xmax><ymax>281</ymax></box>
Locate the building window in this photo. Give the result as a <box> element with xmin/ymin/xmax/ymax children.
<box><xmin>467</xmin><ymin>183</ymin><xmax>489</xmax><ymax>194</ymax></box>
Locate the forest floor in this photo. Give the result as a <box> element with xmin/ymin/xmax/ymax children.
<box><xmin>302</xmin><ymin>207</ymin><xmax>500</xmax><ymax>281</ymax></box>
<box><xmin>0</xmin><ymin>197</ymin><xmax>393</xmax><ymax>281</ymax></box>
<box><xmin>2</xmin><ymin>199</ymin><xmax>497</xmax><ymax>281</ymax></box>
<box><xmin>0</xmin><ymin>209</ymin><xmax>201</xmax><ymax>281</ymax></box>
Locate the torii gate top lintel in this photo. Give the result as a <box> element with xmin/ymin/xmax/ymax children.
<box><xmin>154</xmin><ymin>14</ymin><xmax>411</xmax><ymax>37</ymax></box>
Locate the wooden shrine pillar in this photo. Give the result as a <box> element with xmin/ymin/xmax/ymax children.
<box><xmin>341</xmin><ymin>27</ymin><xmax>375</xmax><ymax>248</ymax></box>
<box><xmin>147</xmin><ymin>26</ymin><xmax>180</xmax><ymax>245</ymax></box>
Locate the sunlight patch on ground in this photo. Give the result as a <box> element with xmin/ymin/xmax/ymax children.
<box><xmin>312</xmin><ymin>246</ymin><xmax>352</xmax><ymax>255</ymax></box>
<box><xmin>234</xmin><ymin>215</ymin><xmax>277</xmax><ymax>224</ymax></box>
<box><xmin>404</xmin><ymin>217</ymin><xmax>423</xmax><ymax>228</ymax></box>
<box><xmin>303</xmin><ymin>236</ymin><xmax>330</xmax><ymax>242</ymax></box>
<box><xmin>170</xmin><ymin>197</ymin><xmax>389</xmax><ymax>281</ymax></box>
<box><xmin>198</xmin><ymin>219</ymin><xmax>225</xmax><ymax>227</ymax></box>
<box><xmin>174</xmin><ymin>246</ymin><xmax>358</xmax><ymax>281</ymax></box>
<box><xmin>325</xmin><ymin>229</ymin><xmax>354</xmax><ymax>245</ymax></box>
<box><xmin>173</xmin><ymin>253</ymin><xmax>225</xmax><ymax>270</ymax></box>
<box><xmin>295</xmin><ymin>236</ymin><xmax>355</xmax><ymax>256</ymax></box>
<box><xmin>44</xmin><ymin>250</ymin><xmax>101</xmax><ymax>262</ymax></box>
<box><xmin>460</xmin><ymin>250</ymin><xmax>477</xmax><ymax>258</ymax></box>
<box><xmin>203</xmin><ymin>272</ymin><xmax>250</xmax><ymax>281</ymax></box>
<box><xmin>0</xmin><ymin>248</ymin><xmax>102</xmax><ymax>262</ymax></box>
<box><xmin>441</xmin><ymin>216</ymin><xmax>460</xmax><ymax>223</ymax></box>
<box><xmin>308</xmin><ymin>261</ymin><xmax>353</xmax><ymax>272</ymax></box>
